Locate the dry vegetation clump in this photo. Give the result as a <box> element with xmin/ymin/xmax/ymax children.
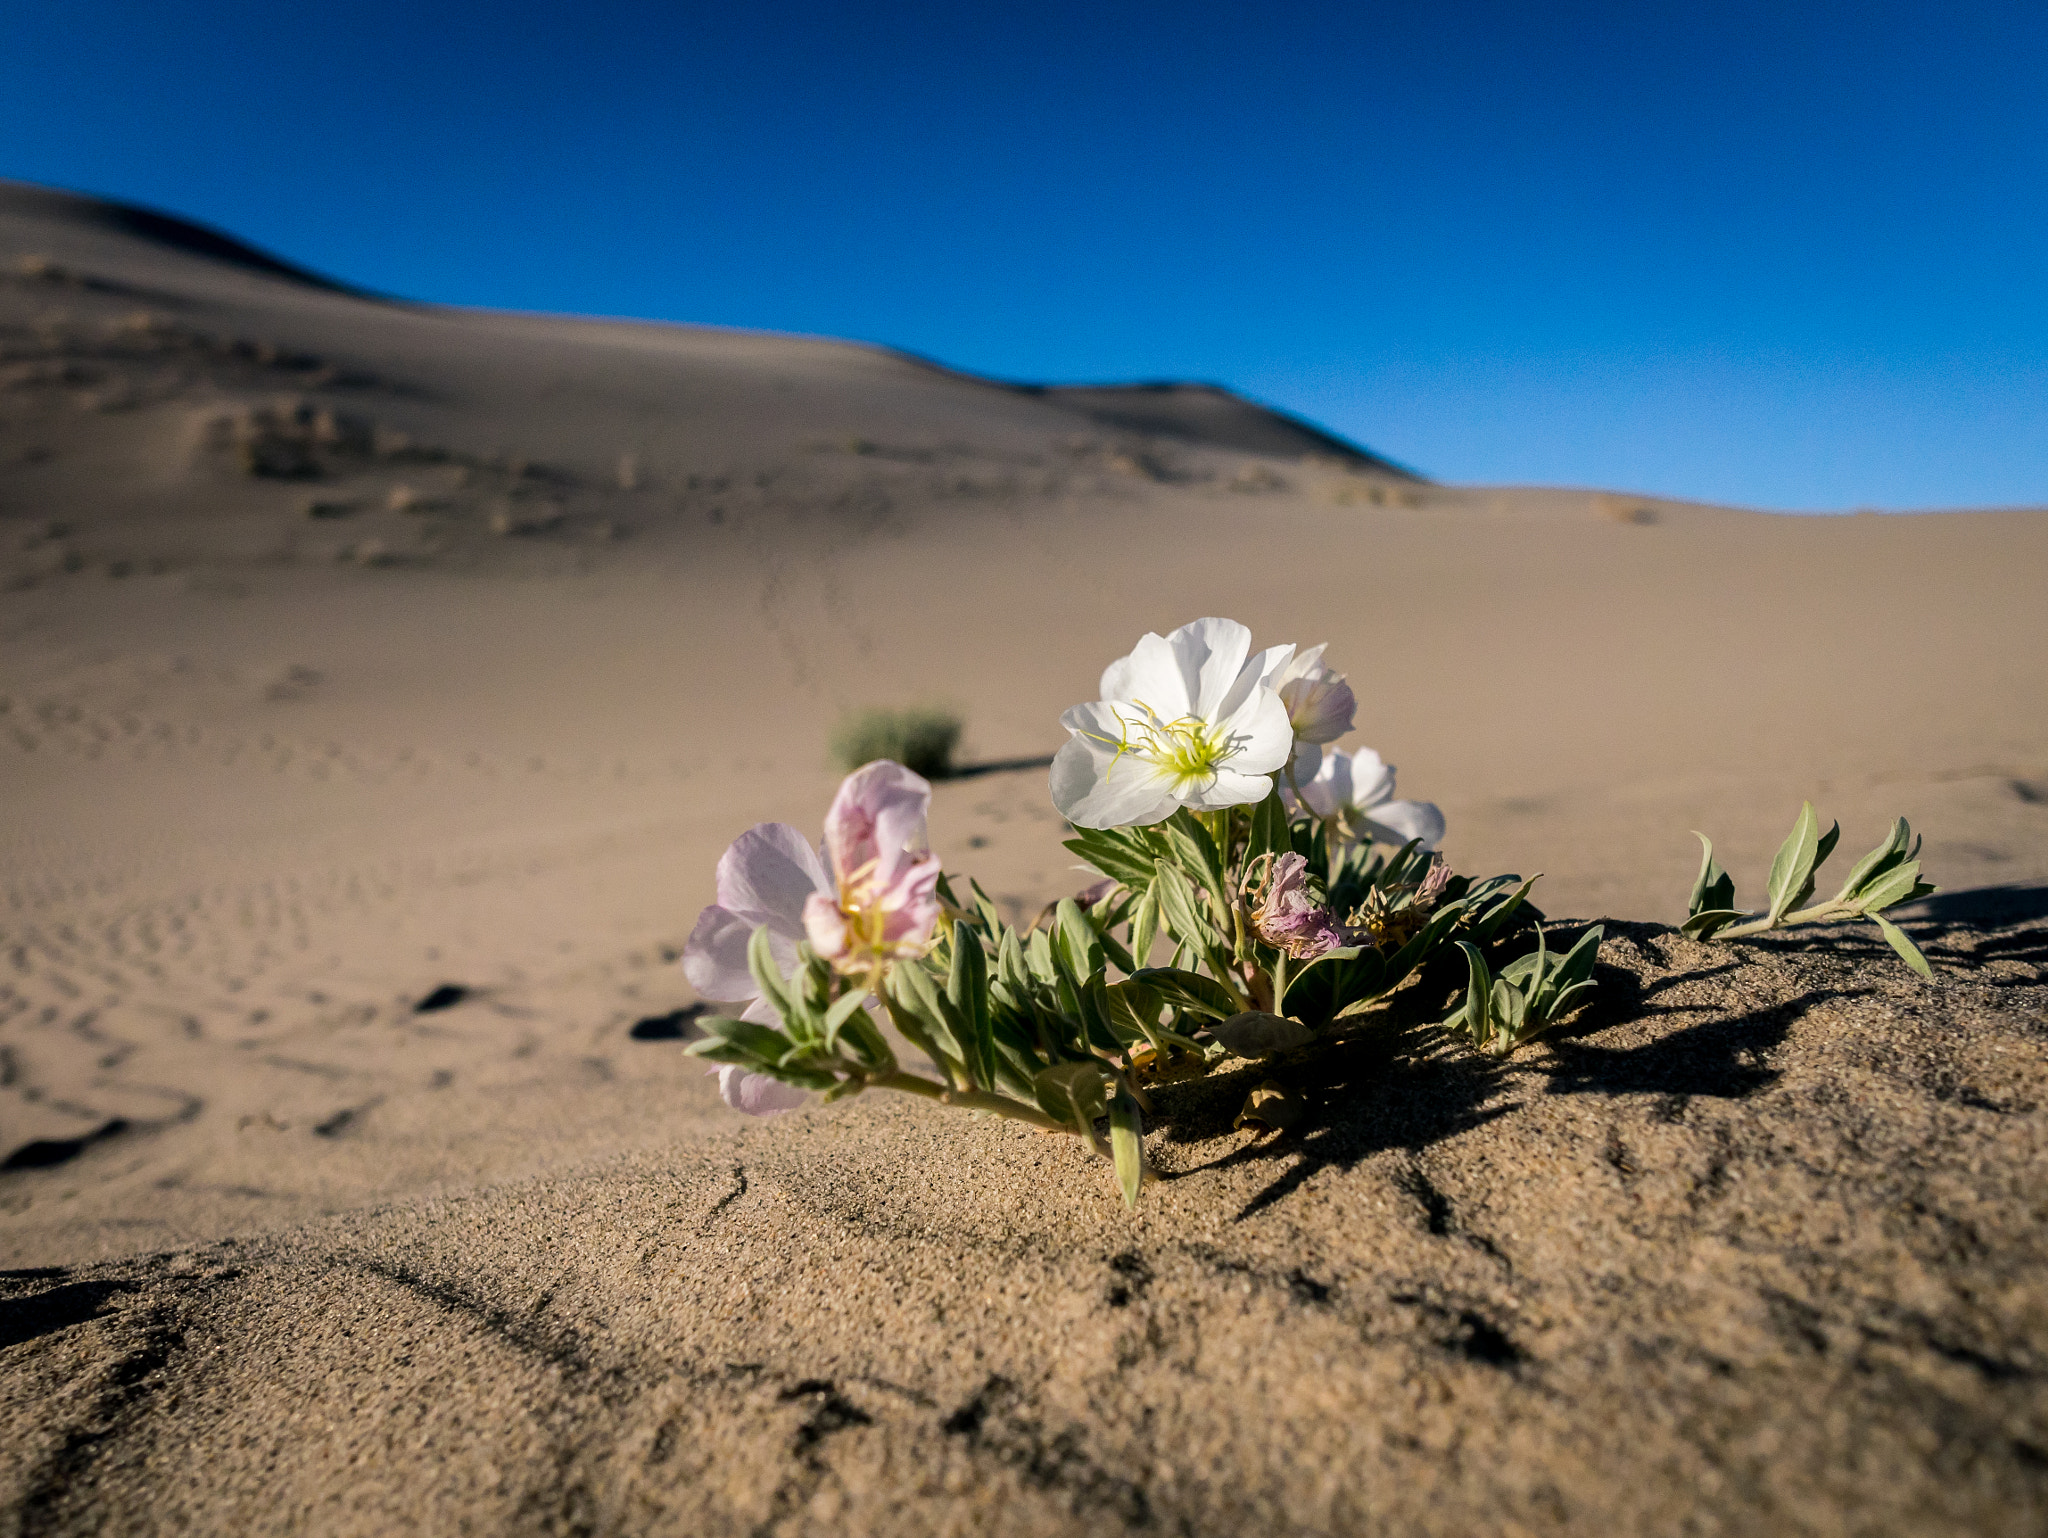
<box><xmin>830</xmin><ymin>706</ymin><xmax>962</xmax><ymax>779</ymax></box>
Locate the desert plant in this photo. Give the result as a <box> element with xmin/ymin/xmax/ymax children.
<box><xmin>1447</xmin><ymin>922</ymin><xmax>1603</xmax><ymax>1055</ymax></box>
<box><xmin>1683</xmin><ymin>803</ymin><xmax>1936</xmax><ymax>977</ymax></box>
<box><xmin>830</xmin><ymin>706</ymin><xmax>961</xmax><ymax>780</ymax></box>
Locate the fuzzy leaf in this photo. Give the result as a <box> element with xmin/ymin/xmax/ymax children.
<box><xmin>821</xmin><ymin>987</ymin><xmax>872</xmax><ymax>1052</ymax></box>
<box><xmin>1681</xmin><ymin>908</ymin><xmax>1747</xmax><ymax>938</ymax></box>
<box><xmin>1109</xmin><ymin>1088</ymin><xmax>1145</xmax><ymax>1209</ymax></box>
<box><xmin>1211</xmin><ymin>1011</ymin><xmax>1312</xmax><ymax>1057</ymax></box>
<box><xmin>1688</xmin><ymin>833</ymin><xmax>1737</xmax><ymax>917</ymax></box>
<box><xmin>1872</xmin><ymin>913</ymin><xmax>1934</xmax><ymax>980</ymax></box>
<box><xmin>1153</xmin><ymin>865</ymin><xmax>1211</xmax><ymax>954</ymax></box>
<box><xmin>1061</xmin><ymin>830</ymin><xmax>1158</xmax><ymax>888</ymax></box>
<box><xmin>1470</xmin><ymin>876</ymin><xmax>1539</xmax><ymax>944</ymax></box>
<box><xmin>746</xmin><ymin>924</ymin><xmax>798</xmax><ymax>1028</ymax></box>
<box><xmin>1130</xmin><ymin>966</ymin><xmax>1238</xmax><ymax>1021</ymax></box>
<box><xmin>1033</xmin><ymin>1060</ymin><xmax>1108</xmax><ymax>1137</ymax></box>
<box><xmin>684</xmin><ymin>1014</ymin><xmax>796</xmax><ymax>1068</ymax></box>
<box><xmin>947</xmin><ymin>930</ymin><xmax>997</xmax><ymax>1093</ymax></box>
<box><xmin>1451</xmin><ymin>942</ymin><xmax>1492</xmax><ymax>1049</ymax></box>
<box><xmin>1280</xmin><ymin>945</ymin><xmax>1384</xmax><ymax>1032</ymax></box>
<box><xmin>1129</xmin><ymin>879</ymin><xmax>1161</xmax><ymax>970</ymax></box>
<box><xmin>1766</xmin><ymin>802</ymin><xmax>1822</xmax><ymax>924</ymax></box>
<box><xmin>1854</xmin><ymin>859</ymin><xmax>1925</xmax><ymax>915</ymax></box>
<box><xmin>1833</xmin><ymin>817</ymin><xmax>1909</xmax><ymax>904</ymax></box>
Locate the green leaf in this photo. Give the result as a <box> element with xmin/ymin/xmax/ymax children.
<box><xmin>1025</xmin><ymin>927</ymin><xmax>1060</xmax><ymax>986</ymax></box>
<box><xmin>889</xmin><ymin>961</ymin><xmax>971</xmax><ymax>1085</ymax></box>
<box><xmin>821</xmin><ymin>986</ymin><xmax>872</xmax><ymax>1051</ymax></box>
<box><xmin>1550</xmin><ymin>924</ymin><xmax>1604</xmax><ymax>993</ymax></box>
<box><xmin>1055</xmin><ymin>898</ymin><xmax>1105</xmax><ymax>982</ymax></box>
<box><xmin>1105</xmin><ymin>979</ymin><xmax>1166</xmax><ymax>1051</ymax></box>
<box><xmin>684</xmin><ymin>1014</ymin><xmax>796</xmax><ymax>1067</ymax></box>
<box><xmin>1246</xmin><ymin>786</ymin><xmax>1290</xmax><ymax>863</ymax></box>
<box><xmin>1280</xmin><ymin>945</ymin><xmax>1384</xmax><ymax>1031</ymax></box>
<box><xmin>1854</xmin><ymin>859</ymin><xmax>1925</xmax><ymax>915</ymax></box>
<box><xmin>1129</xmin><ymin>879</ymin><xmax>1161</xmax><ymax>970</ymax></box>
<box><xmin>1680</xmin><ymin>908</ymin><xmax>1747</xmax><ymax>938</ymax></box>
<box><xmin>1470</xmin><ymin>875</ymin><xmax>1539</xmax><ymax>944</ymax></box>
<box><xmin>1061</xmin><ymin>830</ymin><xmax>1157</xmax><ymax>888</ymax></box>
<box><xmin>947</xmin><ymin>929</ymin><xmax>996</xmax><ymax>1093</ymax></box>
<box><xmin>1032</xmin><ymin>1060</ymin><xmax>1108</xmax><ymax>1137</ymax></box>
<box><xmin>1832</xmin><ymin>817</ymin><xmax>1908</xmax><ymax>904</ymax></box>
<box><xmin>1211</xmin><ymin>1011</ymin><xmax>1313</xmax><ymax>1056</ymax></box>
<box><xmin>1451</xmin><ymin>942</ymin><xmax>1492</xmax><ymax>1049</ymax></box>
<box><xmin>1153</xmin><ymin>864</ymin><xmax>1212</xmax><ymax>955</ymax></box>
<box><xmin>1109</xmin><ymin>1088</ymin><xmax>1145</xmax><ymax>1209</ymax></box>
<box><xmin>997</xmin><ymin>925</ymin><xmax>1031</xmax><ymax>998</ymax></box>
<box><xmin>1688</xmin><ymin>833</ymin><xmax>1737</xmax><ymax>917</ymax></box>
<box><xmin>1163</xmin><ymin>810</ymin><xmax>1225</xmax><ymax>906</ymax></box>
<box><xmin>1766</xmin><ymin>801</ymin><xmax>1821</xmax><ymax>924</ymax></box>
<box><xmin>746</xmin><ymin>924</ymin><xmax>797</xmax><ymax>1027</ymax></box>
<box><xmin>1871</xmin><ymin>912</ymin><xmax>1934</xmax><ymax>980</ymax></box>
<box><xmin>970</xmin><ymin>878</ymin><xmax>1006</xmax><ymax>940</ymax></box>
<box><xmin>1129</xmin><ymin>966</ymin><xmax>1238</xmax><ymax>1021</ymax></box>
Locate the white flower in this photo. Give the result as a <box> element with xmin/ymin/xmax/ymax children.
<box><xmin>1272</xmin><ymin>644</ymin><xmax>1356</xmax><ymax>782</ymax></box>
<box><xmin>1051</xmin><ymin>617</ymin><xmax>1295</xmax><ymax>829</ymax></box>
<box><xmin>1289</xmin><ymin>746</ymin><xmax>1446</xmax><ymax>849</ymax></box>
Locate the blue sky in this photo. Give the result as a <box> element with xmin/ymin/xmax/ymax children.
<box><xmin>4</xmin><ymin>1</ymin><xmax>2043</xmax><ymax>509</ymax></box>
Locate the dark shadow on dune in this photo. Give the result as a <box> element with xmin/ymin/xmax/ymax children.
<box><xmin>629</xmin><ymin>1005</ymin><xmax>707</xmax><ymax>1041</ymax></box>
<box><xmin>943</xmin><ymin>754</ymin><xmax>1056</xmax><ymax>781</ymax></box>
<box><xmin>2</xmin><ymin>1117</ymin><xmax>129</xmax><ymax>1173</ymax></box>
<box><xmin>1151</xmin><ymin>1018</ymin><xmax>1514</xmax><ymax>1223</ymax></box>
<box><xmin>0</xmin><ymin>1277</ymin><xmax>136</xmax><ymax>1351</ymax></box>
<box><xmin>1540</xmin><ymin>988</ymin><xmax>1860</xmax><ymax>1103</ymax></box>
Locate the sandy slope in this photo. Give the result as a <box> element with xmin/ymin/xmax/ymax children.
<box><xmin>2</xmin><ymin>182</ymin><xmax>2046</xmax><ymax>1532</ymax></box>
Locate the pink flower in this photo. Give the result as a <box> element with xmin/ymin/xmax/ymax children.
<box><xmin>802</xmin><ymin>760</ymin><xmax>944</xmax><ymax>976</ymax></box>
<box><xmin>1249</xmin><ymin>851</ymin><xmax>1347</xmax><ymax>961</ymax></box>
<box><xmin>681</xmin><ymin>760</ymin><xmax>942</xmax><ymax>1114</ymax></box>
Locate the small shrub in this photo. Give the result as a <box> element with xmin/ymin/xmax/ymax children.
<box><xmin>830</xmin><ymin>707</ymin><xmax>961</xmax><ymax>780</ymax></box>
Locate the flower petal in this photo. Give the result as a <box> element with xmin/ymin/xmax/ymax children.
<box><xmin>823</xmin><ymin>760</ymin><xmax>932</xmax><ymax>887</ymax></box>
<box><xmin>1181</xmin><ymin>765</ymin><xmax>1277</xmax><ymax>811</ymax></box>
<box><xmin>713</xmin><ymin>1065</ymin><xmax>809</xmax><ymax>1116</ymax></box>
<box><xmin>1364</xmin><ymin>799</ymin><xmax>1446</xmax><ymax>850</ymax></box>
<box><xmin>1166</xmin><ymin>617</ymin><xmax>1254</xmax><ymax>720</ymax></box>
<box><xmin>715</xmin><ymin>822</ymin><xmax>832</xmax><ymax>933</ymax></box>
<box><xmin>1099</xmin><ymin>630</ymin><xmax>1193</xmax><ymax>718</ymax></box>
<box><xmin>1051</xmin><ymin>736</ymin><xmax>1181</xmax><ymax>828</ymax></box>
<box><xmin>681</xmin><ymin>903</ymin><xmax>762</xmax><ymax>1007</ymax></box>
<box><xmin>1348</xmin><ymin>748</ymin><xmax>1397</xmax><ymax>810</ymax></box>
<box><xmin>1215</xmin><ymin>687</ymin><xmax>1294</xmax><ymax>776</ymax></box>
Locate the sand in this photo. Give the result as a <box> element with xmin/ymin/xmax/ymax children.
<box><xmin>2</xmin><ymin>181</ymin><xmax>2045</xmax><ymax>1533</ymax></box>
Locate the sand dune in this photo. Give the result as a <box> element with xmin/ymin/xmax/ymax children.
<box><xmin>2</xmin><ymin>181</ymin><xmax>2046</xmax><ymax>1532</ymax></box>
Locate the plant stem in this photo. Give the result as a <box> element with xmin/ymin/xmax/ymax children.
<box><xmin>1713</xmin><ymin>902</ymin><xmax>1859</xmax><ymax>940</ymax></box>
<box><xmin>872</xmin><ymin>1070</ymin><xmax>1075</xmax><ymax>1137</ymax></box>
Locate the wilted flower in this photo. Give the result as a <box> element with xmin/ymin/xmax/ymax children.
<box><xmin>1273</xmin><ymin>644</ymin><xmax>1356</xmax><ymax>779</ymax></box>
<box><xmin>1052</xmin><ymin>617</ymin><xmax>1295</xmax><ymax>829</ymax></box>
<box><xmin>801</xmin><ymin>759</ymin><xmax>945</xmax><ymax>976</ymax></box>
<box><xmin>1248</xmin><ymin>851</ymin><xmax>1346</xmax><ymax>961</ymax></box>
<box><xmin>1350</xmin><ymin>853</ymin><xmax>1454</xmax><ymax>951</ymax></box>
<box><xmin>682</xmin><ymin>760</ymin><xmax>941</xmax><ymax>1113</ymax></box>
<box><xmin>1288</xmin><ymin>745</ymin><xmax>1446</xmax><ymax>850</ymax></box>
